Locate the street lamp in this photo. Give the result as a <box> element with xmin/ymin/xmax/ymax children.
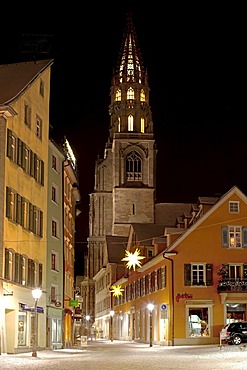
<box><xmin>31</xmin><ymin>288</ymin><xmax>42</xmax><ymax>357</ymax></box>
<box><xmin>147</xmin><ymin>303</ymin><xmax>154</xmax><ymax>347</ymax></box>
<box><xmin>110</xmin><ymin>310</ymin><xmax>114</xmax><ymax>342</ymax></box>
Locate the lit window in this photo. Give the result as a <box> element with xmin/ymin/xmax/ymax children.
<box><xmin>115</xmin><ymin>88</ymin><xmax>121</xmax><ymax>101</ymax></box>
<box><xmin>141</xmin><ymin>117</ymin><xmax>145</xmax><ymax>133</ymax></box>
<box><xmin>128</xmin><ymin>115</ymin><xmax>134</xmax><ymax>131</ymax></box>
<box><xmin>127</xmin><ymin>87</ymin><xmax>134</xmax><ymax>100</ymax></box>
<box><xmin>140</xmin><ymin>89</ymin><xmax>145</xmax><ymax>102</ymax></box>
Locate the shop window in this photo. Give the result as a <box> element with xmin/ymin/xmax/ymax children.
<box><xmin>188</xmin><ymin>307</ymin><xmax>209</xmax><ymax>337</ymax></box>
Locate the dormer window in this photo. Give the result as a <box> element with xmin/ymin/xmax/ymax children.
<box><xmin>127</xmin><ymin>87</ymin><xmax>134</xmax><ymax>100</ymax></box>
<box><xmin>115</xmin><ymin>88</ymin><xmax>121</xmax><ymax>101</ymax></box>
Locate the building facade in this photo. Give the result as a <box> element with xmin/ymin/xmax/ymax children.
<box><xmin>0</xmin><ymin>60</ymin><xmax>53</xmax><ymax>353</ymax></box>
<box><xmin>46</xmin><ymin>139</ymin><xmax>65</xmax><ymax>349</ymax></box>
<box><xmin>112</xmin><ymin>187</ymin><xmax>247</xmax><ymax>345</ymax></box>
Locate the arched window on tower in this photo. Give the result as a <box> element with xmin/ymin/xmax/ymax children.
<box><xmin>128</xmin><ymin>115</ymin><xmax>134</xmax><ymax>131</ymax></box>
<box><xmin>140</xmin><ymin>89</ymin><xmax>145</xmax><ymax>102</ymax></box>
<box><xmin>126</xmin><ymin>151</ymin><xmax>142</xmax><ymax>182</ymax></box>
<box><xmin>115</xmin><ymin>88</ymin><xmax>121</xmax><ymax>101</ymax></box>
<box><xmin>118</xmin><ymin>116</ymin><xmax>121</xmax><ymax>132</ymax></box>
<box><xmin>127</xmin><ymin>87</ymin><xmax>134</xmax><ymax>100</ymax></box>
<box><xmin>141</xmin><ymin>117</ymin><xmax>145</xmax><ymax>133</ymax></box>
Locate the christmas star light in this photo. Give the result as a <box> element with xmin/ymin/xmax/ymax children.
<box><xmin>121</xmin><ymin>248</ymin><xmax>145</xmax><ymax>271</ymax></box>
<box><xmin>110</xmin><ymin>285</ymin><xmax>124</xmax><ymax>297</ymax></box>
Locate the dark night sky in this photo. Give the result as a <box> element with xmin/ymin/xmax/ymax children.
<box><xmin>1</xmin><ymin>3</ymin><xmax>247</xmax><ymax>274</ymax></box>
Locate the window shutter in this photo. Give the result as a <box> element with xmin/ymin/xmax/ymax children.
<box><xmin>20</xmin><ymin>255</ymin><xmax>24</xmax><ymax>284</ymax></box>
<box><xmin>16</xmin><ymin>194</ymin><xmax>22</xmax><ymax>224</ymax></box>
<box><xmin>7</xmin><ymin>129</ymin><xmax>12</xmax><ymax>158</ymax></box>
<box><xmin>27</xmin><ymin>258</ymin><xmax>32</xmax><ymax>287</ymax></box>
<box><xmin>14</xmin><ymin>253</ymin><xmax>19</xmax><ymax>283</ymax></box>
<box><xmin>4</xmin><ymin>249</ymin><xmax>10</xmax><ymax>280</ymax></box>
<box><xmin>38</xmin><ymin>263</ymin><xmax>43</xmax><ymax>288</ymax></box>
<box><xmin>30</xmin><ymin>150</ymin><xmax>34</xmax><ymax>177</ymax></box>
<box><xmin>184</xmin><ymin>264</ymin><xmax>191</xmax><ymax>286</ymax></box>
<box><xmin>221</xmin><ymin>226</ymin><xmax>228</xmax><ymax>247</ymax></box>
<box><xmin>41</xmin><ymin>160</ymin><xmax>44</xmax><ymax>186</ymax></box>
<box><xmin>6</xmin><ymin>187</ymin><xmax>11</xmax><ymax>218</ymax></box>
<box><xmin>17</xmin><ymin>139</ymin><xmax>22</xmax><ymax>167</ymax></box>
<box><xmin>242</xmin><ymin>227</ymin><xmax>247</xmax><ymax>247</ymax></box>
<box><xmin>243</xmin><ymin>264</ymin><xmax>247</xmax><ymax>278</ymax></box>
<box><xmin>206</xmin><ymin>264</ymin><xmax>213</xmax><ymax>286</ymax></box>
<box><xmin>40</xmin><ymin>211</ymin><xmax>43</xmax><ymax>237</ymax></box>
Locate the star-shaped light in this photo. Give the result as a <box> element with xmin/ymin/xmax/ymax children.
<box><xmin>121</xmin><ymin>248</ymin><xmax>145</xmax><ymax>271</ymax></box>
<box><xmin>110</xmin><ymin>285</ymin><xmax>124</xmax><ymax>297</ymax></box>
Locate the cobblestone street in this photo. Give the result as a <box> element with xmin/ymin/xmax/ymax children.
<box><xmin>1</xmin><ymin>340</ymin><xmax>247</xmax><ymax>370</ymax></box>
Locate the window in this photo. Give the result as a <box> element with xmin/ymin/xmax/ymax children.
<box><xmin>33</xmin><ymin>207</ymin><xmax>43</xmax><ymax>237</ymax></box>
<box><xmin>50</xmin><ymin>285</ymin><xmax>58</xmax><ymax>303</ymax></box>
<box><xmin>6</xmin><ymin>187</ymin><xmax>16</xmax><ymax>222</ymax></box>
<box><xmin>128</xmin><ymin>114</ymin><xmax>134</xmax><ymax>131</ymax></box>
<box><xmin>229</xmin><ymin>201</ymin><xmax>239</xmax><ymax>213</ymax></box>
<box><xmin>23</xmin><ymin>145</ymin><xmax>30</xmax><ymax>173</ymax></box>
<box><xmin>52</xmin><ymin>219</ymin><xmax>59</xmax><ymax>238</ymax></box>
<box><xmin>24</xmin><ymin>102</ymin><xmax>31</xmax><ymax>127</ymax></box>
<box><xmin>127</xmin><ymin>87</ymin><xmax>134</xmax><ymax>100</ymax></box>
<box><xmin>51</xmin><ymin>184</ymin><xmax>58</xmax><ymax>203</ymax></box>
<box><xmin>22</xmin><ymin>198</ymin><xmax>29</xmax><ymax>229</ymax></box>
<box><xmin>184</xmin><ymin>264</ymin><xmax>213</xmax><ymax>286</ymax></box>
<box><xmin>140</xmin><ymin>89</ymin><xmax>145</xmax><ymax>102</ymax></box>
<box><xmin>51</xmin><ymin>251</ymin><xmax>59</xmax><ymax>271</ymax></box>
<box><xmin>222</xmin><ymin>226</ymin><xmax>247</xmax><ymax>248</ymax></box>
<box><xmin>52</xmin><ymin>154</ymin><xmax>58</xmax><ymax>171</ymax></box>
<box><xmin>4</xmin><ymin>248</ymin><xmax>13</xmax><ymax>281</ymax></box>
<box><xmin>7</xmin><ymin>129</ymin><xmax>17</xmax><ymax>162</ymax></box>
<box><xmin>115</xmin><ymin>88</ymin><xmax>121</xmax><ymax>101</ymax></box>
<box><xmin>36</xmin><ymin>115</ymin><xmax>42</xmax><ymax>139</ymax></box>
<box><xmin>187</xmin><ymin>306</ymin><xmax>210</xmax><ymax>338</ymax></box>
<box><xmin>34</xmin><ymin>155</ymin><xmax>44</xmax><ymax>184</ymax></box>
<box><xmin>39</xmin><ymin>80</ymin><xmax>44</xmax><ymax>97</ymax></box>
<box><xmin>141</xmin><ymin>117</ymin><xmax>145</xmax><ymax>133</ymax></box>
<box><xmin>118</xmin><ymin>116</ymin><xmax>121</xmax><ymax>132</ymax></box>
<box><xmin>126</xmin><ymin>151</ymin><xmax>142</xmax><ymax>181</ymax></box>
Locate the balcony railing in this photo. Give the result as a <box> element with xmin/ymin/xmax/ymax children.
<box><xmin>217</xmin><ymin>278</ymin><xmax>247</xmax><ymax>292</ymax></box>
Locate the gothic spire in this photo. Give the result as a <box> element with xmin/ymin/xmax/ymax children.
<box><xmin>114</xmin><ymin>12</ymin><xmax>146</xmax><ymax>85</ymax></box>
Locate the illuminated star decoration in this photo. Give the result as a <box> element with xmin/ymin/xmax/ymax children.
<box><xmin>110</xmin><ymin>285</ymin><xmax>124</xmax><ymax>297</ymax></box>
<box><xmin>121</xmin><ymin>248</ymin><xmax>145</xmax><ymax>271</ymax></box>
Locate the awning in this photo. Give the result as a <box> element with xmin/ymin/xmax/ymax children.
<box><xmin>20</xmin><ymin>303</ymin><xmax>44</xmax><ymax>313</ymax></box>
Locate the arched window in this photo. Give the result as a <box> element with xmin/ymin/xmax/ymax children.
<box><xmin>141</xmin><ymin>117</ymin><xmax>145</xmax><ymax>133</ymax></box>
<box><xmin>115</xmin><ymin>88</ymin><xmax>121</xmax><ymax>101</ymax></box>
<box><xmin>127</xmin><ymin>87</ymin><xmax>134</xmax><ymax>100</ymax></box>
<box><xmin>118</xmin><ymin>116</ymin><xmax>121</xmax><ymax>132</ymax></box>
<box><xmin>126</xmin><ymin>151</ymin><xmax>142</xmax><ymax>181</ymax></box>
<box><xmin>140</xmin><ymin>89</ymin><xmax>145</xmax><ymax>102</ymax></box>
<box><xmin>128</xmin><ymin>115</ymin><xmax>134</xmax><ymax>131</ymax></box>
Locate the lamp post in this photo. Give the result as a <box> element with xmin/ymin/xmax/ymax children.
<box><xmin>110</xmin><ymin>310</ymin><xmax>114</xmax><ymax>342</ymax></box>
<box><xmin>31</xmin><ymin>288</ymin><xmax>42</xmax><ymax>357</ymax></box>
<box><xmin>147</xmin><ymin>303</ymin><xmax>154</xmax><ymax>347</ymax></box>
<box><xmin>85</xmin><ymin>315</ymin><xmax>90</xmax><ymax>338</ymax></box>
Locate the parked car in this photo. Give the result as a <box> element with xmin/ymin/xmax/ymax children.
<box><xmin>220</xmin><ymin>322</ymin><xmax>247</xmax><ymax>345</ymax></box>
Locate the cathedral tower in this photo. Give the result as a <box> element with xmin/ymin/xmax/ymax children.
<box><xmin>86</xmin><ymin>13</ymin><xmax>157</xmax><ymax>319</ymax></box>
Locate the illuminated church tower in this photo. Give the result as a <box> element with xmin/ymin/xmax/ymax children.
<box><xmin>86</xmin><ymin>13</ymin><xmax>156</xmax><ymax>319</ymax></box>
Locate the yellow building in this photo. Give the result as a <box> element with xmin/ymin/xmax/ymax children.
<box><xmin>111</xmin><ymin>186</ymin><xmax>247</xmax><ymax>345</ymax></box>
<box><xmin>0</xmin><ymin>59</ymin><xmax>53</xmax><ymax>353</ymax></box>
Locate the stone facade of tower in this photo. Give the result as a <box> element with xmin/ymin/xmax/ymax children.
<box><xmin>86</xmin><ymin>13</ymin><xmax>156</xmax><ymax>321</ymax></box>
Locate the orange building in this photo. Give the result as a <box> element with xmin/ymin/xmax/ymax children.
<box><xmin>111</xmin><ymin>186</ymin><xmax>247</xmax><ymax>345</ymax></box>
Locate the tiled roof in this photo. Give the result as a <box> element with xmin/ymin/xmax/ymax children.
<box><xmin>131</xmin><ymin>223</ymin><xmax>166</xmax><ymax>246</ymax></box>
<box><xmin>0</xmin><ymin>59</ymin><xmax>53</xmax><ymax>104</ymax></box>
<box><xmin>155</xmin><ymin>203</ymin><xmax>193</xmax><ymax>226</ymax></box>
<box><xmin>105</xmin><ymin>235</ymin><xmax>128</xmax><ymax>264</ymax></box>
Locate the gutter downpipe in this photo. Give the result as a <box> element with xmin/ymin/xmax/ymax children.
<box><xmin>163</xmin><ymin>252</ymin><xmax>176</xmax><ymax>346</ymax></box>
